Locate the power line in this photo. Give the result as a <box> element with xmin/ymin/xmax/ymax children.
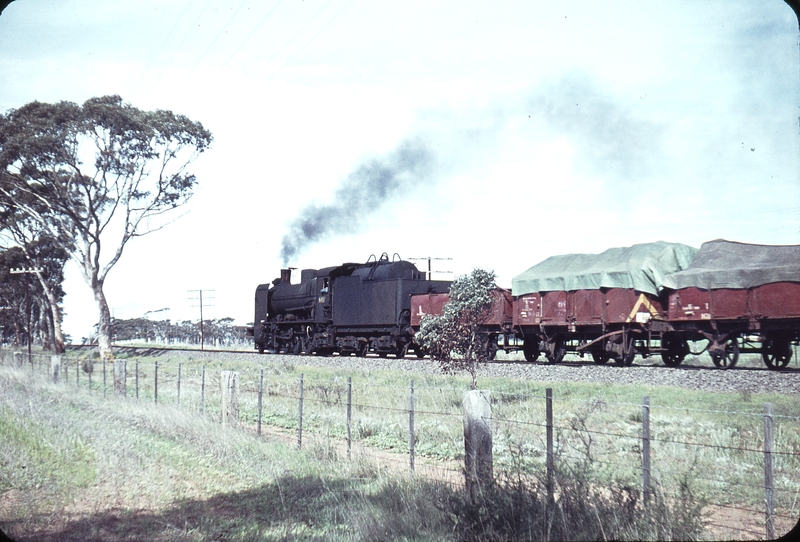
<box><xmin>263</xmin><ymin>0</ymin><xmax>358</xmax><ymax>80</ymax></box>
<box><xmin>179</xmin><ymin>0</ymin><xmax>251</xmax><ymax>86</ymax></box>
<box><xmin>222</xmin><ymin>0</ymin><xmax>285</xmax><ymax>68</ymax></box>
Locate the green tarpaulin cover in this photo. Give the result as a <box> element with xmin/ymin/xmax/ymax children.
<box><xmin>662</xmin><ymin>239</ymin><xmax>800</xmax><ymax>290</ymax></box>
<box><xmin>512</xmin><ymin>242</ymin><xmax>698</xmax><ymax>296</ymax></box>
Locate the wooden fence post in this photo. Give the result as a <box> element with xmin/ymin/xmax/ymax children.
<box><xmin>154</xmin><ymin>362</ymin><xmax>158</xmax><ymax>404</ymax></box>
<box><xmin>642</xmin><ymin>395</ymin><xmax>651</xmax><ymax>506</ymax></box>
<box><xmin>220</xmin><ymin>371</ymin><xmax>239</xmax><ymax>428</ymax></box>
<box><xmin>103</xmin><ymin>358</ymin><xmax>107</xmax><ymax>397</ymax></box>
<box><xmin>298</xmin><ymin>373</ymin><xmax>304</xmax><ymax>449</ymax></box>
<box><xmin>257</xmin><ymin>369</ymin><xmax>264</xmax><ymax>436</ymax></box>
<box><xmin>764</xmin><ymin>402</ymin><xmax>775</xmax><ymax>539</ymax></box>
<box><xmin>135</xmin><ymin>359</ymin><xmax>139</xmax><ymax>399</ymax></box>
<box><xmin>114</xmin><ymin>360</ymin><xmax>126</xmax><ymax>398</ymax></box>
<box><xmin>409</xmin><ymin>379</ymin><xmax>415</xmax><ymax>473</ymax></box>
<box><xmin>177</xmin><ymin>363</ymin><xmax>182</xmax><ymax>407</ymax></box>
<box><xmin>347</xmin><ymin>376</ymin><xmax>352</xmax><ymax>461</ymax></box>
<box><xmin>50</xmin><ymin>355</ymin><xmax>61</xmax><ymax>383</ymax></box>
<box><xmin>463</xmin><ymin>389</ymin><xmax>493</xmax><ymax>501</ymax></box>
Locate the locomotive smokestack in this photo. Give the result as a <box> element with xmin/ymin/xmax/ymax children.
<box><xmin>279</xmin><ymin>137</ymin><xmax>435</xmax><ymax>265</ymax></box>
<box><xmin>280</xmin><ymin>269</ymin><xmax>292</xmax><ymax>283</ymax></box>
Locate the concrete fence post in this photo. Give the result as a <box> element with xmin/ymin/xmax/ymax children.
<box><xmin>114</xmin><ymin>359</ymin><xmax>127</xmax><ymax>398</ymax></box>
<box><xmin>13</xmin><ymin>352</ymin><xmax>22</xmax><ymax>368</ymax></box>
<box><xmin>50</xmin><ymin>355</ymin><xmax>61</xmax><ymax>383</ymax></box>
<box><xmin>221</xmin><ymin>370</ymin><xmax>239</xmax><ymax>428</ymax></box>
<box><xmin>463</xmin><ymin>389</ymin><xmax>493</xmax><ymax>501</ymax></box>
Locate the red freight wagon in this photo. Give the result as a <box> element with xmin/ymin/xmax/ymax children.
<box><xmin>512</xmin><ymin>242</ymin><xmax>697</xmax><ymax>365</ymax></box>
<box><xmin>663</xmin><ymin>240</ymin><xmax>800</xmax><ymax>369</ymax></box>
<box><xmin>410</xmin><ymin>288</ymin><xmax>517</xmax><ymax>359</ymax></box>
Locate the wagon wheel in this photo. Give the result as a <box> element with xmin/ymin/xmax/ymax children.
<box><xmin>591</xmin><ymin>349</ymin><xmax>610</xmax><ymax>365</ymax></box>
<box><xmin>762</xmin><ymin>337</ymin><xmax>792</xmax><ymax>370</ymax></box>
<box><xmin>661</xmin><ymin>334</ymin><xmax>688</xmax><ymax>367</ymax></box>
<box><xmin>481</xmin><ymin>335</ymin><xmax>499</xmax><ymax>360</ymax></box>
<box><xmin>257</xmin><ymin>342</ymin><xmax>265</xmax><ymax>355</ymax></box>
<box><xmin>614</xmin><ymin>335</ymin><xmax>636</xmax><ymax>367</ymax></box>
<box><xmin>357</xmin><ymin>341</ymin><xmax>368</xmax><ymax>357</ymax></box>
<box><xmin>523</xmin><ymin>340</ymin><xmax>540</xmax><ymax>362</ymax></box>
<box><xmin>414</xmin><ymin>345</ymin><xmax>426</xmax><ymax>358</ymax></box>
<box><xmin>623</xmin><ymin>340</ymin><xmax>636</xmax><ymax>366</ymax></box>
<box><xmin>710</xmin><ymin>338</ymin><xmax>739</xmax><ymax>369</ymax></box>
<box><xmin>545</xmin><ymin>336</ymin><xmax>566</xmax><ymax>364</ymax></box>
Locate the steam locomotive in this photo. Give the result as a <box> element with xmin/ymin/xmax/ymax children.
<box><xmin>251</xmin><ymin>240</ymin><xmax>800</xmax><ymax>370</ymax></box>
<box><xmin>250</xmin><ymin>253</ymin><xmax>450</xmax><ymax>357</ymax></box>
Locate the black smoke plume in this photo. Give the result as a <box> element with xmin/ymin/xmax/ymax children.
<box><xmin>280</xmin><ymin>137</ymin><xmax>435</xmax><ymax>265</ymax></box>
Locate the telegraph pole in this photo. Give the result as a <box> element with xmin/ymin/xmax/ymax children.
<box><xmin>408</xmin><ymin>257</ymin><xmax>453</xmax><ymax>280</ymax></box>
<box><xmin>10</xmin><ymin>267</ymin><xmax>44</xmax><ymax>361</ymax></box>
<box><xmin>188</xmin><ymin>289</ymin><xmax>214</xmax><ymax>350</ymax></box>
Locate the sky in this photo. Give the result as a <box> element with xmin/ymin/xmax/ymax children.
<box><xmin>1</xmin><ymin>0</ymin><xmax>799</xmax><ymax>341</ymax></box>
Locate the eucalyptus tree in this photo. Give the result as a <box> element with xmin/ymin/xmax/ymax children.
<box><xmin>416</xmin><ymin>268</ymin><xmax>497</xmax><ymax>389</ymax></box>
<box><xmin>0</xmin><ymin>197</ymin><xmax>70</xmax><ymax>352</ymax></box>
<box><xmin>0</xmin><ymin>96</ymin><xmax>212</xmax><ymax>361</ymax></box>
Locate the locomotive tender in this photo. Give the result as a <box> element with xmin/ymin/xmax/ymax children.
<box><xmin>250</xmin><ymin>253</ymin><xmax>450</xmax><ymax>357</ymax></box>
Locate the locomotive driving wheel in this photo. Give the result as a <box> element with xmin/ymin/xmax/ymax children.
<box><xmin>762</xmin><ymin>336</ymin><xmax>792</xmax><ymax>370</ymax></box>
<box><xmin>710</xmin><ymin>337</ymin><xmax>739</xmax><ymax>369</ymax></box>
<box><xmin>291</xmin><ymin>336</ymin><xmax>302</xmax><ymax>355</ymax></box>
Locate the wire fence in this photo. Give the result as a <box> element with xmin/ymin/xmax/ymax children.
<box><xmin>2</xmin><ymin>349</ymin><xmax>799</xmax><ymax>539</ymax></box>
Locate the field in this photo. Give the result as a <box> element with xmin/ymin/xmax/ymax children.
<box><xmin>1</xmin><ymin>347</ymin><xmax>799</xmax><ymax>540</ymax></box>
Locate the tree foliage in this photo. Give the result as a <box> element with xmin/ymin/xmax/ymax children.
<box><xmin>0</xmin><ymin>96</ymin><xmax>212</xmax><ymax>360</ymax></box>
<box><xmin>416</xmin><ymin>268</ymin><xmax>497</xmax><ymax>389</ymax></box>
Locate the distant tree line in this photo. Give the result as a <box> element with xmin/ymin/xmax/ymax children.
<box><xmin>110</xmin><ymin>317</ymin><xmax>249</xmax><ymax>348</ymax></box>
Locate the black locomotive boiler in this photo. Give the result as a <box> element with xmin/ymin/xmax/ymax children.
<box><xmin>250</xmin><ymin>253</ymin><xmax>451</xmax><ymax>357</ymax></box>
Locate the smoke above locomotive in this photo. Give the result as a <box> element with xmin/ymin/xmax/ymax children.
<box><xmin>280</xmin><ymin>137</ymin><xmax>435</xmax><ymax>266</ymax></box>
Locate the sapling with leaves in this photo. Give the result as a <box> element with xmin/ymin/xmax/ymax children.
<box><xmin>416</xmin><ymin>268</ymin><xmax>497</xmax><ymax>389</ymax></box>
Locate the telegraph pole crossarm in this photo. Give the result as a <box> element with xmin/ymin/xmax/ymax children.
<box><xmin>408</xmin><ymin>257</ymin><xmax>453</xmax><ymax>280</ymax></box>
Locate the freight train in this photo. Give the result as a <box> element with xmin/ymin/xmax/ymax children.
<box><xmin>251</xmin><ymin>240</ymin><xmax>800</xmax><ymax>370</ymax></box>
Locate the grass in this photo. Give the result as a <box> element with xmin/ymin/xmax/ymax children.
<box><xmin>2</xmin><ymin>347</ymin><xmax>799</xmax><ymax>540</ymax></box>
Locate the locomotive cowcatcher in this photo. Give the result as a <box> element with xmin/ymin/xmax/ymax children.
<box><xmin>250</xmin><ymin>253</ymin><xmax>451</xmax><ymax>357</ymax></box>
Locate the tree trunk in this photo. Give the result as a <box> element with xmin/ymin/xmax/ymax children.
<box><xmin>31</xmin><ymin>270</ymin><xmax>66</xmax><ymax>354</ymax></box>
<box><xmin>92</xmin><ymin>283</ymin><xmax>114</xmax><ymax>362</ymax></box>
